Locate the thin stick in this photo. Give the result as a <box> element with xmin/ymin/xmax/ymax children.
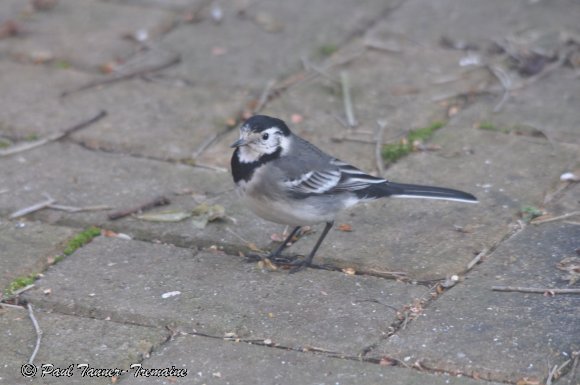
<box><xmin>466</xmin><ymin>249</ymin><xmax>487</xmax><ymax>271</ymax></box>
<box><xmin>191</xmin><ymin>133</ymin><xmax>219</xmax><ymax>159</ymax></box>
<box><xmin>546</xmin><ymin>364</ymin><xmax>559</xmax><ymax>385</ymax></box>
<box><xmin>364</xmin><ymin>39</ymin><xmax>403</xmax><ymax>53</ymax></box>
<box><xmin>9</xmin><ymin>197</ymin><xmax>56</xmax><ymax>219</ymax></box>
<box><xmin>0</xmin><ymin>189</ymin><xmax>8</xmax><ymax>194</ymax></box>
<box><xmin>531</xmin><ymin>211</ymin><xmax>580</xmax><ymax>225</ymax></box>
<box><xmin>108</xmin><ymin>195</ymin><xmax>170</xmax><ymax>220</ymax></box>
<box><xmin>12</xmin><ymin>284</ymin><xmax>35</xmax><ymax>297</ymax></box>
<box><xmin>0</xmin><ymin>110</ymin><xmax>107</xmax><ymax>157</ymax></box>
<box><xmin>340</xmin><ymin>71</ymin><xmax>358</xmax><ymax>128</ymax></box>
<box><xmin>492</xmin><ymin>286</ymin><xmax>580</xmax><ymax>295</ymax></box>
<box><xmin>0</xmin><ymin>302</ymin><xmax>25</xmax><ymax>310</ymax></box>
<box><xmin>375</xmin><ymin>120</ymin><xmax>387</xmax><ymax>176</ymax></box>
<box><xmin>47</xmin><ymin>204</ymin><xmax>111</xmax><ymax>213</ymax></box>
<box><xmin>61</xmin><ymin>53</ymin><xmax>181</xmax><ymax>97</ymax></box>
<box><xmin>253</xmin><ymin>79</ymin><xmax>276</xmax><ymax>113</ymax></box>
<box><xmin>568</xmin><ymin>353</ymin><xmax>579</xmax><ymax>385</ymax></box>
<box><xmin>487</xmin><ymin>65</ymin><xmax>511</xmax><ymax>112</ymax></box>
<box><xmin>27</xmin><ymin>303</ymin><xmax>42</xmax><ymax>365</ymax></box>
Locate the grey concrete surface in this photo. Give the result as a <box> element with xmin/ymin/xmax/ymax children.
<box><xmin>121</xmin><ymin>333</ymin><xmax>504</xmax><ymax>385</ymax></box>
<box><xmin>0</xmin><ymin>306</ymin><xmax>169</xmax><ymax>384</ymax></box>
<box><xmin>23</xmin><ymin>236</ymin><xmax>427</xmax><ymax>354</ymax></box>
<box><xmin>0</xmin><ymin>221</ymin><xmax>75</xmax><ymax>295</ymax></box>
<box><xmin>0</xmin><ymin>0</ymin><xmax>579</xmax><ymax>384</ymax></box>
<box><xmin>375</xmin><ymin>223</ymin><xmax>580</xmax><ymax>383</ymax></box>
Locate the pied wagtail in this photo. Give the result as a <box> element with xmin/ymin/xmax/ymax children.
<box><xmin>231</xmin><ymin>115</ymin><xmax>477</xmax><ymax>271</ymax></box>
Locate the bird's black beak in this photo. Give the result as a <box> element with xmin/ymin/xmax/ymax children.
<box><xmin>230</xmin><ymin>137</ymin><xmax>248</xmax><ymax>148</ymax></box>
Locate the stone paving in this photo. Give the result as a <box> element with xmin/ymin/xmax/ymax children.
<box><xmin>0</xmin><ymin>0</ymin><xmax>579</xmax><ymax>384</ymax></box>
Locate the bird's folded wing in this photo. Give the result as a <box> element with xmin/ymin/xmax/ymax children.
<box><xmin>284</xmin><ymin>159</ymin><xmax>386</xmax><ymax>195</ymax></box>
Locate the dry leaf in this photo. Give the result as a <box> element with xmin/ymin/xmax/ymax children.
<box><xmin>253</xmin><ymin>11</ymin><xmax>284</xmax><ymax>33</ymax></box>
<box><xmin>516</xmin><ymin>378</ymin><xmax>540</xmax><ymax>385</ymax></box>
<box><xmin>556</xmin><ymin>256</ymin><xmax>580</xmax><ymax>285</ymax></box>
<box><xmin>192</xmin><ymin>203</ymin><xmax>226</xmax><ymax>229</ymax></box>
<box><xmin>337</xmin><ymin>223</ymin><xmax>353</xmax><ymax>232</ymax></box>
<box><xmin>342</xmin><ymin>267</ymin><xmax>356</xmax><ymax>275</ymax></box>
<box><xmin>247</xmin><ymin>242</ymin><xmax>261</xmax><ymax>252</ymax></box>
<box><xmin>137</xmin><ymin>210</ymin><xmax>192</xmax><ymax>222</ymax></box>
<box><xmin>261</xmin><ymin>258</ymin><xmax>278</xmax><ymax>271</ymax></box>
<box><xmin>379</xmin><ymin>356</ymin><xmax>397</xmax><ymax>366</ymax></box>
<box><xmin>291</xmin><ymin>114</ymin><xmax>303</xmax><ymax>124</ymax></box>
<box><xmin>270</xmin><ymin>232</ymin><xmax>286</xmax><ymax>242</ymax></box>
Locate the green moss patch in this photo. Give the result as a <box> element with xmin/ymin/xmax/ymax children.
<box><xmin>382</xmin><ymin>121</ymin><xmax>445</xmax><ymax>164</ymax></box>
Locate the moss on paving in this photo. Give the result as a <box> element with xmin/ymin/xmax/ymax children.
<box><xmin>4</xmin><ymin>275</ymin><xmax>36</xmax><ymax>297</ymax></box>
<box><xmin>382</xmin><ymin>121</ymin><xmax>445</xmax><ymax>164</ymax></box>
<box><xmin>520</xmin><ymin>206</ymin><xmax>544</xmax><ymax>223</ymax></box>
<box><xmin>2</xmin><ymin>227</ymin><xmax>101</xmax><ymax>297</ymax></box>
<box><xmin>62</xmin><ymin>226</ymin><xmax>101</xmax><ymax>256</ymax></box>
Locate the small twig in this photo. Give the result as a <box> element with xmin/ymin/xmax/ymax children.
<box><xmin>27</xmin><ymin>303</ymin><xmax>42</xmax><ymax>365</ymax></box>
<box><xmin>546</xmin><ymin>364</ymin><xmax>559</xmax><ymax>385</ymax></box>
<box><xmin>0</xmin><ymin>110</ymin><xmax>107</xmax><ymax>157</ymax></box>
<box><xmin>531</xmin><ymin>211</ymin><xmax>580</xmax><ymax>225</ymax></box>
<box><xmin>568</xmin><ymin>352</ymin><xmax>579</xmax><ymax>385</ymax></box>
<box><xmin>253</xmin><ymin>79</ymin><xmax>276</xmax><ymax>113</ymax></box>
<box><xmin>47</xmin><ymin>204</ymin><xmax>111</xmax><ymax>213</ymax></box>
<box><xmin>331</xmin><ymin>135</ymin><xmax>375</xmax><ymax>145</ymax></box>
<box><xmin>190</xmin><ymin>162</ymin><xmax>228</xmax><ymax>173</ymax></box>
<box><xmin>492</xmin><ymin>286</ymin><xmax>580</xmax><ymax>295</ymax></box>
<box><xmin>466</xmin><ymin>249</ymin><xmax>487</xmax><ymax>271</ymax></box>
<box><xmin>62</xmin><ymin>53</ymin><xmax>181</xmax><ymax>97</ymax></box>
<box><xmin>12</xmin><ymin>284</ymin><xmax>35</xmax><ymax>297</ymax></box>
<box><xmin>364</xmin><ymin>39</ymin><xmax>403</xmax><ymax>53</ymax></box>
<box><xmin>0</xmin><ymin>302</ymin><xmax>25</xmax><ymax>310</ymax></box>
<box><xmin>108</xmin><ymin>195</ymin><xmax>170</xmax><ymax>220</ymax></box>
<box><xmin>191</xmin><ymin>133</ymin><xmax>219</xmax><ymax>159</ymax></box>
<box><xmin>340</xmin><ymin>71</ymin><xmax>358</xmax><ymax>128</ymax></box>
<box><xmin>487</xmin><ymin>65</ymin><xmax>511</xmax><ymax>112</ymax></box>
<box><xmin>0</xmin><ymin>189</ymin><xmax>8</xmax><ymax>194</ymax></box>
<box><xmin>375</xmin><ymin>120</ymin><xmax>387</xmax><ymax>176</ymax></box>
<box><xmin>225</xmin><ymin>227</ymin><xmax>253</xmax><ymax>245</ymax></box>
<box><xmin>9</xmin><ymin>197</ymin><xmax>57</xmax><ymax>219</ymax></box>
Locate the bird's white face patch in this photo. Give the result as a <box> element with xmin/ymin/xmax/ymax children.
<box><xmin>236</xmin><ymin>126</ymin><xmax>289</xmax><ymax>162</ymax></box>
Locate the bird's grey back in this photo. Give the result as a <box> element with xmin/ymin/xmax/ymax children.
<box><xmin>271</xmin><ymin>135</ymin><xmax>336</xmax><ymax>179</ymax></box>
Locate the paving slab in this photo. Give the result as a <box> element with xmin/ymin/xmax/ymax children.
<box><xmin>375</xmin><ymin>222</ymin><xmax>580</xmax><ymax>384</ymax></box>
<box><xmin>0</xmin><ymin>0</ymin><xmax>176</xmax><ymax>72</ymax></box>
<box><xmin>161</xmin><ymin>0</ymin><xmax>400</xmax><ymax>90</ymax></box>
<box><xmin>0</xmin><ymin>221</ymin><xmax>75</xmax><ymax>295</ymax></box>
<box><xmin>65</xmin><ymin>77</ymin><xmax>243</xmax><ymax>160</ymax></box>
<box><xmin>371</xmin><ymin>0</ymin><xmax>580</xmax><ymax>48</ymax></box>
<box><xmin>121</xmin><ymin>333</ymin><xmax>503</xmax><ymax>385</ymax></box>
<box><xmin>365</xmin><ymin>0</ymin><xmax>580</xmax><ymax>146</ymax></box>
<box><xmin>0</xmin><ymin>306</ymin><xmax>169</xmax><ymax>384</ymax></box>
<box><xmin>22</xmin><ymin>236</ymin><xmax>427</xmax><ymax>355</ymax></box>
<box><xmin>0</xmin><ymin>60</ymin><xmax>241</xmax><ymax>160</ymax></box>
<box><xmin>0</xmin><ymin>62</ymin><xmax>94</xmax><ymax>139</ymax></box>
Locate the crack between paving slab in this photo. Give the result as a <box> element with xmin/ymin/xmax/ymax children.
<box><xmin>166</xmin><ymin>328</ymin><xmax>512</xmax><ymax>385</ymax></box>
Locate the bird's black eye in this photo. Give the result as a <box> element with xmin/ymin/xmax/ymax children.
<box><xmin>262</xmin><ymin>133</ymin><xmax>269</xmax><ymax>140</ymax></box>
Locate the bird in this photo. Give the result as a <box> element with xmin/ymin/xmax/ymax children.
<box><xmin>230</xmin><ymin>115</ymin><xmax>477</xmax><ymax>272</ymax></box>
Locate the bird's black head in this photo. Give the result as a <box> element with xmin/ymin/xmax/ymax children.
<box><xmin>241</xmin><ymin>115</ymin><xmax>291</xmax><ymax>136</ymax></box>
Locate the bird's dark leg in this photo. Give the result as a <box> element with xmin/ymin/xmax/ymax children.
<box><xmin>245</xmin><ymin>226</ymin><xmax>301</xmax><ymax>263</ymax></box>
<box><xmin>289</xmin><ymin>221</ymin><xmax>334</xmax><ymax>273</ymax></box>
<box><xmin>268</xmin><ymin>226</ymin><xmax>301</xmax><ymax>261</ymax></box>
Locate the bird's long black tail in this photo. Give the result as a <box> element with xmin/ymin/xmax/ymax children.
<box><xmin>359</xmin><ymin>181</ymin><xmax>478</xmax><ymax>203</ymax></box>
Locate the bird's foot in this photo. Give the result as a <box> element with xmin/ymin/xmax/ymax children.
<box><xmin>285</xmin><ymin>257</ymin><xmax>312</xmax><ymax>274</ymax></box>
<box><xmin>245</xmin><ymin>253</ymin><xmax>301</xmax><ymax>268</ymax></box>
